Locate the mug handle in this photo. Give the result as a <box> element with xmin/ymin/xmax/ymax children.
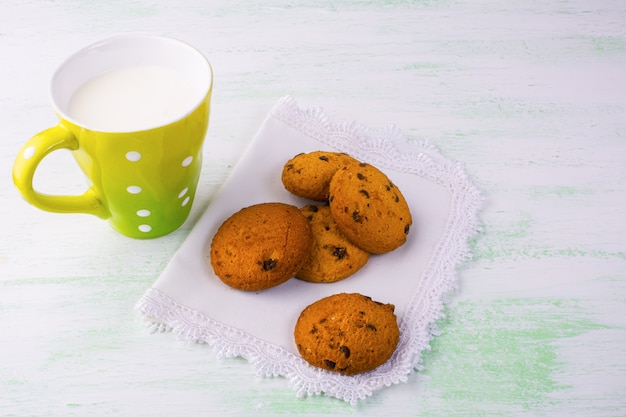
<box><xmin>12</xmin><ymin>124</ymin><xmax>109</xmax><ymax>219</ymax></box>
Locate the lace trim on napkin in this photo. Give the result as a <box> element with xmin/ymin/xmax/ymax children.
<box><xmin>136</xmin><ymin>95</ymin><xmax>483</xmax><ymax>404</ymax></box>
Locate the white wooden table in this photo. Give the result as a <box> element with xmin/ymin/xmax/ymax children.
<box><xmin>2</xmin><ymin>1</ymin><xmax>625</xmax><ymax>416</ymax></box>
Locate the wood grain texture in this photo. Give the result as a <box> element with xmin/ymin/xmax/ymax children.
<box><xmin>1</xmin><ymin>1</ymin><xmax>625</xmax><ymax>416</ymax></box>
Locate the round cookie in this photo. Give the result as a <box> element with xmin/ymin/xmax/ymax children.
<box><xmin>294</xmin><ymin>293</ymin><xmax>400</xmax><ymax>375</ymax></box>
<box><xmin>328</xmin><ymin>162</ymin><xmax>412</xmax><ymax>254</ymax></box>
<box><xmin>209</xmin><ymin>202</ymin><xmax>313</xmax><ymax>291</ymax></box>
<box><xmin>282</xmin><ymin>151</ymin><xmax>360</xmax><ymax>201</ymax></box>
<box><xmin>296</xmin><ymin>205</ymin><xmax>370</xmax><ymax>283</ymax></box>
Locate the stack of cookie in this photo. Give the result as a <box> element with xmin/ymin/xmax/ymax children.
<box><xmin>282</xmin><ymin>151</ymin><xmax>413</xmax><ymax>281</ymax></box>
<box><xmin>207</xmin><ymin>150</ymin><xmax>413</xmax><ymax>375</ymax></box>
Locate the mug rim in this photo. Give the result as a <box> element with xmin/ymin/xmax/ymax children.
<box><xmin>50</xmin><ymin>34</ymin><xmax>213</xmax><ymax>133</ymax></box>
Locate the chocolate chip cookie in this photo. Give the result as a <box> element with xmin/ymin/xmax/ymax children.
<box><xmin>294</xmin><ymin>292</ymin><xmax>400</xmax><ymax>375</ymax></box>
<box><xmin>209</xmin><ymin>202</ymin><xmax>313</xmax><ymax>291</ymax></box>
<box><xmin>328</xmin><ymin>162</ymin><xmax>412</xmax><ymax>254</ymax></box>
<box><xmin>297</xmin><ymin>204</ymin><xmax>370</xmax><ymax>283</ymax></box>
<box><xmin>282</xmin><ymin>151</ymin><xmax>360</xmax><ymax>201</ymax></box>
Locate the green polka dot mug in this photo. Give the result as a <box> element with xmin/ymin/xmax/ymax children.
<box><xmin>12</xmin><ymin>35</ymin><xmax>213</xmax><ymax>238</ymax></box>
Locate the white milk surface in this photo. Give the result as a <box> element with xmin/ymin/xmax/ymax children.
<box><xmin>67</xmin><ymin>66</ymin><xmax>197</xmax><ymax>132</ymax></box>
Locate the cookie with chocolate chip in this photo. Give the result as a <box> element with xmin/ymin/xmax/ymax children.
<box><xmin>294</xmin><ymin>293</ymin><xmax>400</xmax><ymax>375</ymax></box>
<box><xmin>209</xmin><ymin>202</ymin><xmax>313</xmax><ymax>291</ymax></box>
<box><xmin>282</xmin><ymin>151</ymin><xmax>360</xmax><ymax>201</ymax></box>
<box><xmin>297</xmin><ymin>205</ymin><xmax>370</xmax><ymax>283</ymax></box>
<box><xmin>328</xmin><ymin>162</ymin><xmax>412</xmax><ymax>254</ymax></box>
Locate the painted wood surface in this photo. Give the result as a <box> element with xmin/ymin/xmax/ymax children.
<box><xmin>1</xmin><ymin>1</ymin><xmax>625</xmax><ymax>416</ymax></box>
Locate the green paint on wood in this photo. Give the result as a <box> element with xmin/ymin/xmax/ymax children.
<box><xmin>417</xmin><ymin>298</ymin><xmax>610</xmax><ymax>416</ymax></box>
<box><xmin>469</xmin><ymin>212</ymin><xmax>626</xmax><ymax>262</ymax></box>
<box><xmin>241</xmin><ymin>386</ymin><xmax>356</xmax><ymax>416</ymax></box>
<box><xmin>591</xmin><ymin>36</ymin><xmax>626</xmax><ymax>53</ymax></box>
<box><xmin>474</xmin><ymin>242</ymin><xmax>626</xmax><ymax>262</ymax></box>
<box><xmin>529</xmin><ymin>185</ymin><xmax>595</xmax><ymax>199</ymax></box>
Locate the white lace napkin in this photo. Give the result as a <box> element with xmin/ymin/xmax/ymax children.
<box><xmin>135</xmin><ymin>95</ymin><xmax>483</xmax><ymax>404</ymax></box>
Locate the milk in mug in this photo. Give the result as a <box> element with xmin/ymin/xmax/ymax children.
<box><xmin>67</xmin><ymin>66</ymin><xmax>198</xmax><ymax>132</ymax></box>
